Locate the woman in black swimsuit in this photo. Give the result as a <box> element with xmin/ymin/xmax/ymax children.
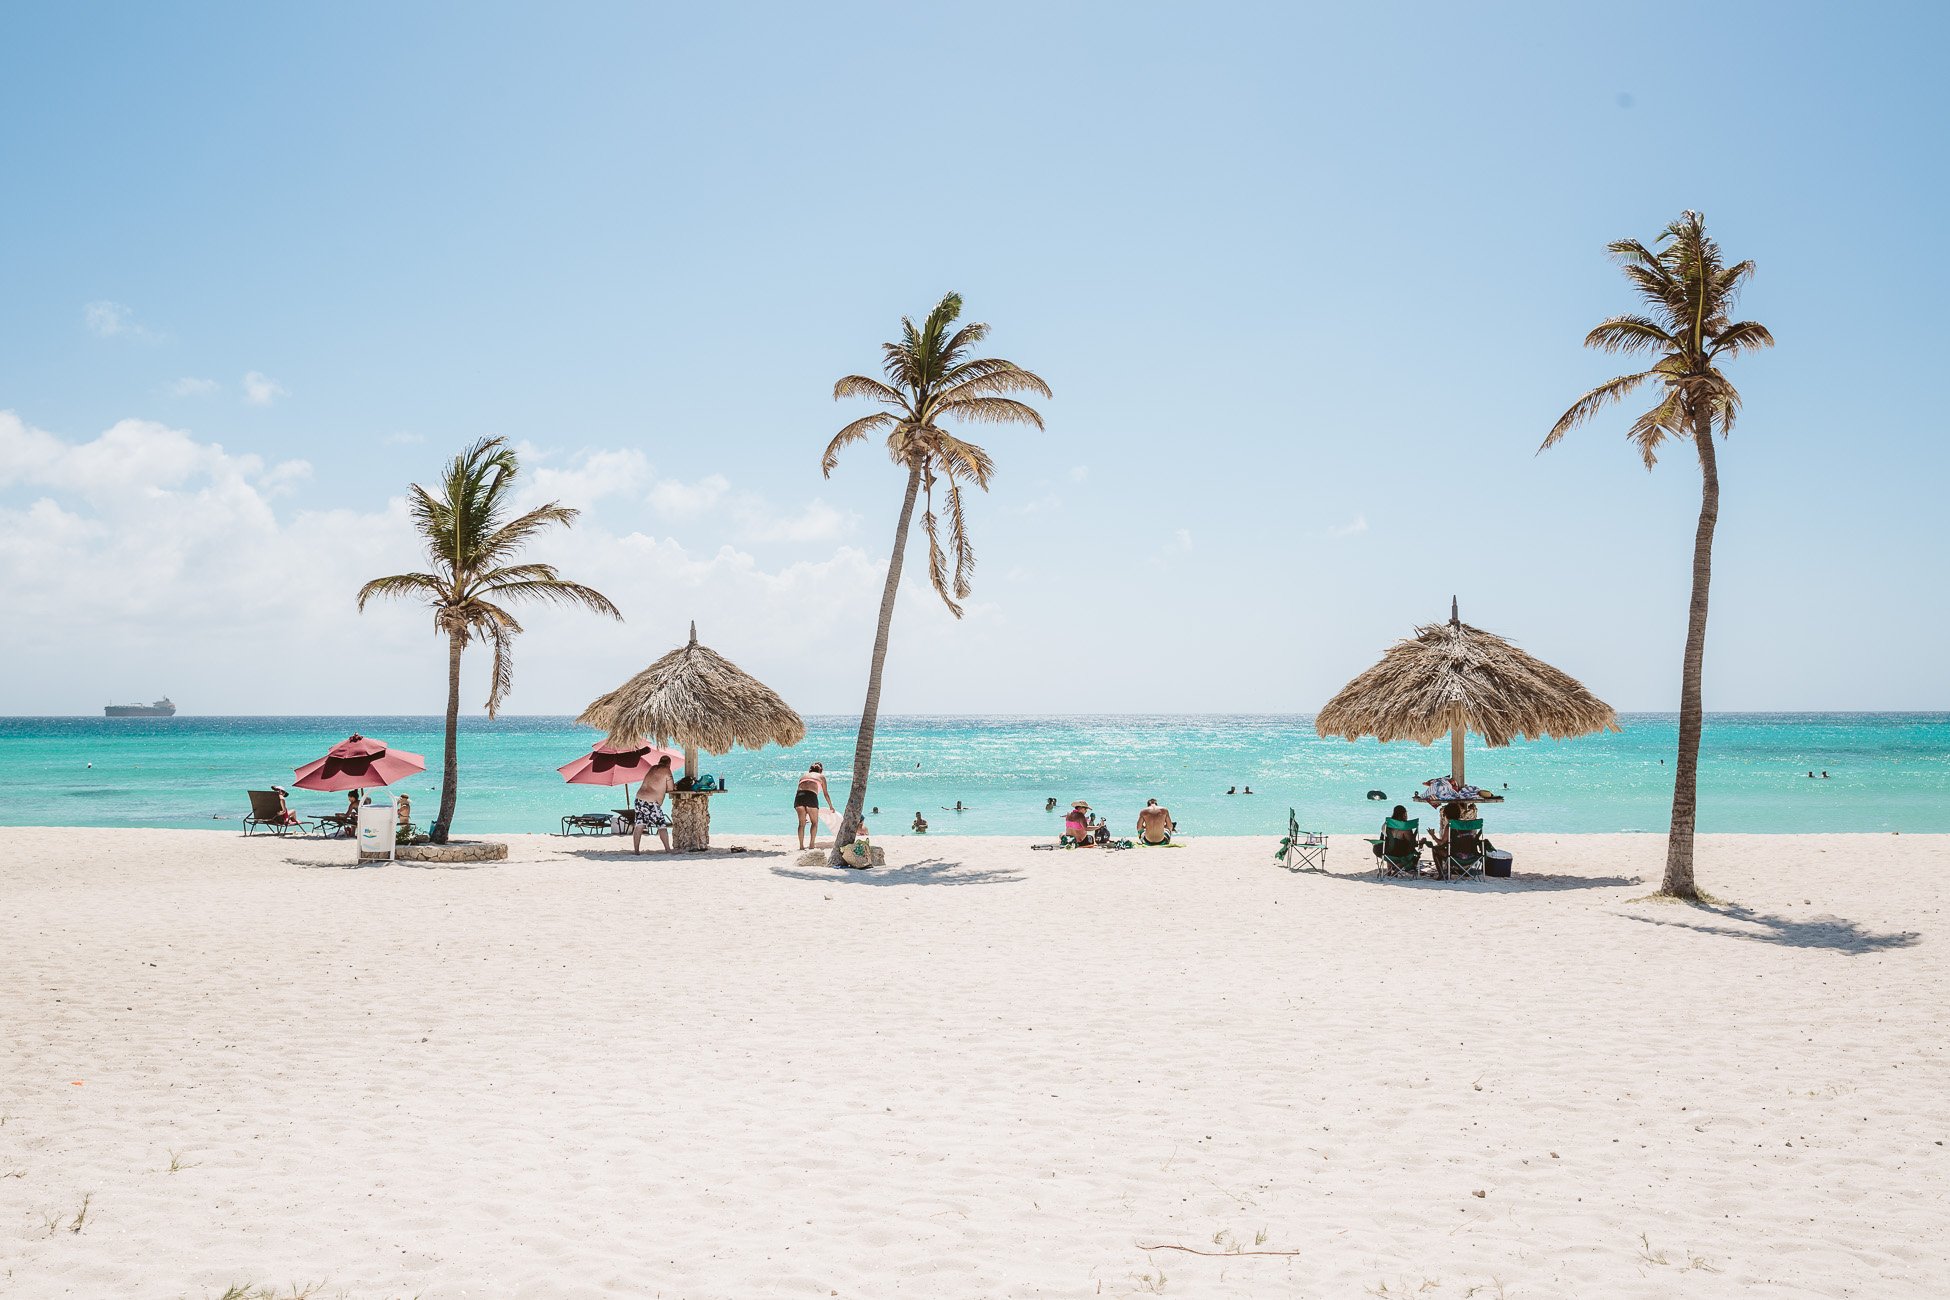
<box><xmin>795</xmin><ymin>762</ymin><xmax>835</xmax><ymax>850</ymax></box>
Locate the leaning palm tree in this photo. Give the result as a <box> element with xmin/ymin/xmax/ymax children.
<box><xmin>1542</xmin><ymin>212</ymin><xmax>1772</xmax><ymax>899</ymax></box>
<box><xmin>358</xmin><ymin>437</ymin><xmax>621</xmax><ymax>842</ymax></box>
<box><xmin>822</xmin><ymin>292</ymin><xmax>1049</xmax><ymax>852</ymax></box>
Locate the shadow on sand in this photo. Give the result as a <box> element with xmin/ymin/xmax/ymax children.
<box><xmin>1315</xmin><ymin>867</ymin><xmax>1645</xmax><ymax>893</ymax></box>
<box><xmin>1624</xmin><ymin>904</ymin><xmax>1920</xmax><ymax>955</ymax></box>
<box><xmin>771</xmin><ymin>856</ymin><xmax>1025</xmax><ymax>887</ymax></box>
<box><xmin>556</xmin><ymin>844</ymin><xmax>792</xmax><ymax>864</ymax></box>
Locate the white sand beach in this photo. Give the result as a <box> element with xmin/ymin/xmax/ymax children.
<box><xmin>3</xmin><ymin>829</ymin><xmax>1946</xmax><ymax>1298</ymax></box>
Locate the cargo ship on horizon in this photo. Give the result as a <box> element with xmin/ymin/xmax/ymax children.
<box><xmin>104</xmin><ymin>698</ymin><xmax>177</xmax><ymax>718</ymax></box>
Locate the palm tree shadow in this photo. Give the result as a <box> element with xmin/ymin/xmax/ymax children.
<box><xmin>1624</xmin><ymin>905</ymin><xmax>1920</xmax><ymax>954</ymax></box>
<box><xmin>559</xmin><ymin>845</ymin><xmax>791</xmax><ymax>863</ymax></box>
<box><xmin>771</xmin><ymin>856</ymin><xmax>1024</xmax><ymax>887</ymax></box>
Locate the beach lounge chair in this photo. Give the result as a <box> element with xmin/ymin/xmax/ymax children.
<box><xmin>243</xmin><ymin>789</ymin><xmax>304</xmax><ymax>836</ymax></box>
<box><xmin>561</xmin><ymin>812</ymin><xmax>614</xmax><ymax>836</ymax></box>
<box><xmin>1276</xmin><ymin>808</ymin><xmax>1327</xmax><ymax>872</ymax></box>
<box><xmin>1367</xmin><ymin>817</ymin><xmax>1422</xmax><ymax>878</ymax></box>
<box><xmin>1437</xmin><ymin>817</ymin><xmax>1493</xmax><ymax>880</ymax></box>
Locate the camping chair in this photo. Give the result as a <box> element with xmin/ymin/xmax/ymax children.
<box><xmin>561</xmin><ymin>813</ymin><xmax>614</xmax><ymax>836</ymax></box>
<box><xmin>243</xmin><ymin>789</ymin><xmax>306</xmax><ymax>836</ymax></box>
<box><xmin>1366</xmin><ymin>817</ymin><xmax>1422</xmax><ymax>878</ymax></box>
<box><xmin>1437</xmin><ymin>817</ymin><xmax>1493</xmax><ymax>880</ymax></box>
<box><xmin>1275</xmin><ymin>807</ymin><xmax>1327</xmax><ymax>872</ymax></box>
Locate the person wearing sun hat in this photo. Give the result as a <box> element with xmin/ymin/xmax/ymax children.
<box><xmin>1063</xmin><ymin>801</ymin><xmax>1094</xmax><ymax>845</ymax></box>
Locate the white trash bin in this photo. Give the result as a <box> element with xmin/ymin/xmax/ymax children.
<box><xmin>357</xmin><ymin>798</ymin><xmax>398</xmax><ymax>862</ymax></box>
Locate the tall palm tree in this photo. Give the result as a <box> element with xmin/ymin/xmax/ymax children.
<box><xmin>823</xmin><ymin>292</ymin><xmax>1050</xmax><ymax>853</ymax></box>
<box><xmin>358</xmin><ymin>436</ymin><xmax>621</xmax><ymax>842</ymax></box>
<box><xmin>1543</xmin><ymin>212</ymin><xmax>1772</xmax><ymax>899</ymax></box>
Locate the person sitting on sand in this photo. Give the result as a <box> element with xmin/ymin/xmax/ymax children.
<box><xmin>794</xmin><ymin>762</ymin><xmax>836</xmax><ymax>851</ymax></box>
<box><xmin>1372</xmin><ymin>805</ymin><xmax>1417</xmax><ymax>862</ymax></box>
<box><xmin>1136</xmin><ymin>798</ymin><xmax>1175</xmax><ymax>846</ymax></box>
<box><xmin>1063</xmin><ymin>801</ymin><xmax>1093</xmax><ymax>845</ymax></box>
<box><xmin>911</xmin><ymin>811</ymin><xmax>928</xmax><ymax>833</ymax></box>
<box><xmin>632</xmin><ymin>756</ymin><xmax>676</xmax><ymax>855</ymax></box>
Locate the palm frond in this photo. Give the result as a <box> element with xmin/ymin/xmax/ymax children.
<box><xmin>475</xmin><ymin>578</ymin><xmax>622</xmax><ymax>619</ymax></box>
<box><xmin>1541</xmin><ymin>371</ymin><xmax>1655</xmax><ymax>451</ymax></box>
<box><xmin>822</xmin><ymin>412</ymin><xmax>897</xmax><ymax>477</ymax></box>
<box><xmin>833</xmin><ymin>374</ymin><xmax>905</xmax><ymax>406</ymax></box>
<box><xmin>356</xmin><ymin>572</ymin><xmax>450</xmax><ymax>611</ymax></box>
<box><xmin>1709</xmin><ymin>320</ymin><xmax>1774</xmax><ymax>358</ymax></box>
<box><xmin>1624</xmin><ymin>391</ymin><xmax>1686</xmax><ymax>469</ymax></box>
<box><xmin>477</xmin><ymin>503</ymin><xmax>582</xmax><ymax>566</ymax></box>
<box><xmin>936</xmin><ymin>359</ymin><xmax>1054</xmax><ymax>402</ymax></box>
<box><xmin>1584</xmin><ymin>314</ymin><xmax>1675</xmax><ymax>355</ymax></box>
<box><xmin>918</xmin><ymin>501</ymin><xmax>963</xmax><ymax>619</ymax></box>
<box><xmin>929</xmin><ymin>433</ymin><xmax>997</xmax><ymax>489</ymax></box>
<box><xmin>945</xmin><ymin>478</ymin><xmax>976</xmax><ymax>600</ymax></box>
<box><xmin>934</xmin><ymin>395</ymin><xmax>1046</xmax><ymax>430</ymax></box>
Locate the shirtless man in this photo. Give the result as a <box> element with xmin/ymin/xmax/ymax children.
<box><xmin>1135</xmin><ymin>798</ymin><xmax>1175</xmax><ymax>846</ymax></box>
<box><xmin>632</xmin><ymin>755</ymin><xmax>675</xmax><ymax>854</ymax></box>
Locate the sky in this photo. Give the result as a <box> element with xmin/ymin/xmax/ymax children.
<box><xmin>2</xmin><ymin>1</ymin><xmax>1945</xmax><ymax>717</ymax></box>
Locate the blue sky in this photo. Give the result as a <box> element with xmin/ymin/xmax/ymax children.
<box><xmin>1</xmin><ymin>1</ymin><xmax>1944</xmax><ymax>715</ymax></box>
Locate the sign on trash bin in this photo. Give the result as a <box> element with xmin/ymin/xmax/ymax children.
<box><xmin>357</xmin><ymin>798</ymin><xmax>398</xmax><ymax>861</ymax></box>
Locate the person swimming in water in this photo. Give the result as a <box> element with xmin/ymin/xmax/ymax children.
<box><xmin>911</xmin><ymin>811</ymin><xmax>929</xmax><ymax>833</ymax></box>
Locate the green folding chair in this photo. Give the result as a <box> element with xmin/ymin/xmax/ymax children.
<box><xmin>1367</xmin><ymin>817</ymin><xmax>1422</xmax><ymax>878</ymax></box>
<box><xmin>1439</xmin><ymin>818</ymin><xmax>1493</xmax><ymax>880</ymax></box>
<box><xmin>1275</xmin><ymin>808</ymin><xmax>1328</xmax><ymax>872</ymax></box>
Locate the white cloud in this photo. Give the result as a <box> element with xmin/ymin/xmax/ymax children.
<box><xmin>384</xmin><ymin>431</ymin><xmax>425</xmax><ymax>446</ymax></box>
<box><xmin>167</xmin><ymin>377</ymin><xmax>221</xmax><ymax>398</ymax></box>
<box><xmin>84</xmin><ymin>300</ymin><xmax>154</xmax><ymax>339</ymax></box>
<box><xmin>649</xmin><ymin>473</ymin><xmax>729</xmax><ymax>519</ymax></box>
<box><xmin>521</xmin><ymin>447</ymin><xmax>651</xmax><ymax>512</ymax></box>
<box><xmin>1171</xmin><ymin>527</ymin><xmax>1193</xmax><ymax>552</ymax></box>
<box><xmin>1003</xmin><ymin>493</ymin><xmax>1064</xmax><ymax>516</ymax></box>
<box><xmin>1068</xmin><ymin>465</ymin><xmax>1090</xmax><ymax>483</ymax></box>
<box><xmin>0</xmin><ymin>413</ymin><xmax>899</xmax><ymax>714</ymax></box>
<box><xmin>736</xmin><ymin>498</ymin><xmax>857</xmax><ymax>543</ymax></box>
<box><xmin>242</xmin><ymin>371</ymin><xmax>288</xmax><ymax>406</ymax></box>
<box><xmin>1327</xmin><ymin>514</ymin><xmax>1368</xmax><ymax>538</ymax></box>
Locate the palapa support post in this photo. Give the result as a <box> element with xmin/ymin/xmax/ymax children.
<box><xmin>1449</xmin><ymin>596</ymin><xmax>1465</xmax><ymax>785</ymax></box>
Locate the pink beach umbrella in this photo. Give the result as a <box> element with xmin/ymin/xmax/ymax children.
<box><xmin>292</xmin><ymin>734</ymin><xmax>428</xmax><ymax>792</ymax></box>
<box><xmin>556</xmin><ymin>742</ymin><xmax>683</xmax><ymax>793</ymax></box>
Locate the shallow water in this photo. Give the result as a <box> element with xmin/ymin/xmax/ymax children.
<box><xmin>0</xmin><ymin>713</ymin><xmax>1942</xmax><ymax>837</ymax></box>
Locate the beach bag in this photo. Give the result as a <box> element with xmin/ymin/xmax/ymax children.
<box><xmin>840</xmin><ymin>836</ymin><xmax>874</xmax><ymax>869</ymax></box>
<box><xmin>692</xmin><ymin>774</ymin><xmax>720</xmax><ymax>791</ymax></box>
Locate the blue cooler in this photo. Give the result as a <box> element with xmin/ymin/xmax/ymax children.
<box><xmin>1485</xmin><ymin>850</ymin><xmax>1513</xmax><ymax>878</ymax></box>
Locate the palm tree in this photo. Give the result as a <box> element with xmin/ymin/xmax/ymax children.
<box><xmin>358</xmin><ymin>436</ymin><xmax>621</xmax><ymax>842</ymax></box>
<box><xmin>822</xmin><ymin>292</ymin><xmax>1050</xmax><ymax>852</ymax></box>
<box><xmin>1543</xmin><ymin>212</ymin><xmax>1773</xmax><ymax>899</ymax></box>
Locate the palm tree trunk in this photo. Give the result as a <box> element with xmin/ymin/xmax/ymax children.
<box><xmin>1662</xmin><ymin>411</ymin><xmax>1720</xmax><ymax>900</ymax></box>
<box><xmin>432</xmin><ymin>629</ymin><xmax>463</xmax><ymax>844</ymax></box>
<box><xmin>834</xmin><ymin>462</ymin><xmax>923</xmax><ymax>854</ymax></box>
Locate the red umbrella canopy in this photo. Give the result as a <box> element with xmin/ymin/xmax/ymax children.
<box><xmin>557</xmin><ymin>743</ymin><xmax>683</xmax><ymax>787</ymax></box>
<box><xmin>293</xmin><ymin>734</ymin><xmax>428</xmax><ymax>792</ymax></box>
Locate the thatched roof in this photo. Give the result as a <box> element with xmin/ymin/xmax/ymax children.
<box><xmin>577</xmin><ymin>622</ymin><xmax>806</xmax><ymax>755</ymax></box>
<box><xmin>1316</xmin><ymin>601</ymin><xmax>1618</xmax><ymax>747</ymax></box>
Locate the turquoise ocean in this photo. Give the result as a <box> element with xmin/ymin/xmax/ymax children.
<box><xmin>0</xmin><ymin>714</ymin><xmax>1944</xmax><ymax>836</ymax></box>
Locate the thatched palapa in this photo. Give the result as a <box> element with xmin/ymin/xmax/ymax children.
<box><xmin>578</xmin><ymin>622</ymin><xmax>806</xmax><ymax>756</ymax></box>
<box><xmin>1315</xmin><ymin>599</ymin><xmax>1617</xmax><ymax>783</ymax></box>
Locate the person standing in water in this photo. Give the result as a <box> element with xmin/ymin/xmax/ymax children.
<box><xmin>795</xmin><ymin>762</ymin><xmax>836</xmax><ymax>850</ymax></box>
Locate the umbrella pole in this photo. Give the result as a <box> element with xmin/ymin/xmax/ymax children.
<box><xmin>1450</xmin><ymin>726</ymin><xmax>1465</xmax><ymax>785</ymax></box>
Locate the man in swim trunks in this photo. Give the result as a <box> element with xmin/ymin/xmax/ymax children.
<box><xmin>795</xmin><ymin>762</ymin><xmax>836</xmax><ymax>850</ymax></box>
<box><xmin>1136</xmin><ymin>798</ymin><xmax>1175</xmax><ymax>846</ymax></box>
<box><xmin>632</xmin><ymin>755</ymin><xmax>675</xmax><ymax>854</ymax></box>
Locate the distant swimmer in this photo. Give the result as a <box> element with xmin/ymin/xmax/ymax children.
<box><xmin>1225</xmin><ymin>786</ymin><xmax>1237</xmax><ymax>795</ymax></box>
<box><xmin>1045</xmin><ymin>797</ymin><xmax>1058</xmax><ymax>812</ymax></box>
<box><xmin>943</xmin><ymin>800</ymin><xmax>967</xmax><ymax>812</ymax></box>
<box><xmin>1366</xmin><ymin>789</ymin><xmax>1386</xmax><ymax>801</ymax></box>
<box><xmin>872</xmin><ymin>806</ymin><xmax>880</xmax><ymax>815</ymax></box>
<box><xmin>911</xmin><ymin>811</ymin><xmax>929</xmax><ymax>833</ymax></box>
<box><xmin>1807</xmin><ymin>771</ymin><xmax>1815</xmax><ymax>778</ymax></box>
<box><xmin>1821</xmin><ymin>770</ymin><xmax>1830</xmax><ymax>779</ymax></box>
<box><xmin>1242</xmin><ymin>786</ymin><xmax>1254</xmax><ymax>795</ymax></box>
